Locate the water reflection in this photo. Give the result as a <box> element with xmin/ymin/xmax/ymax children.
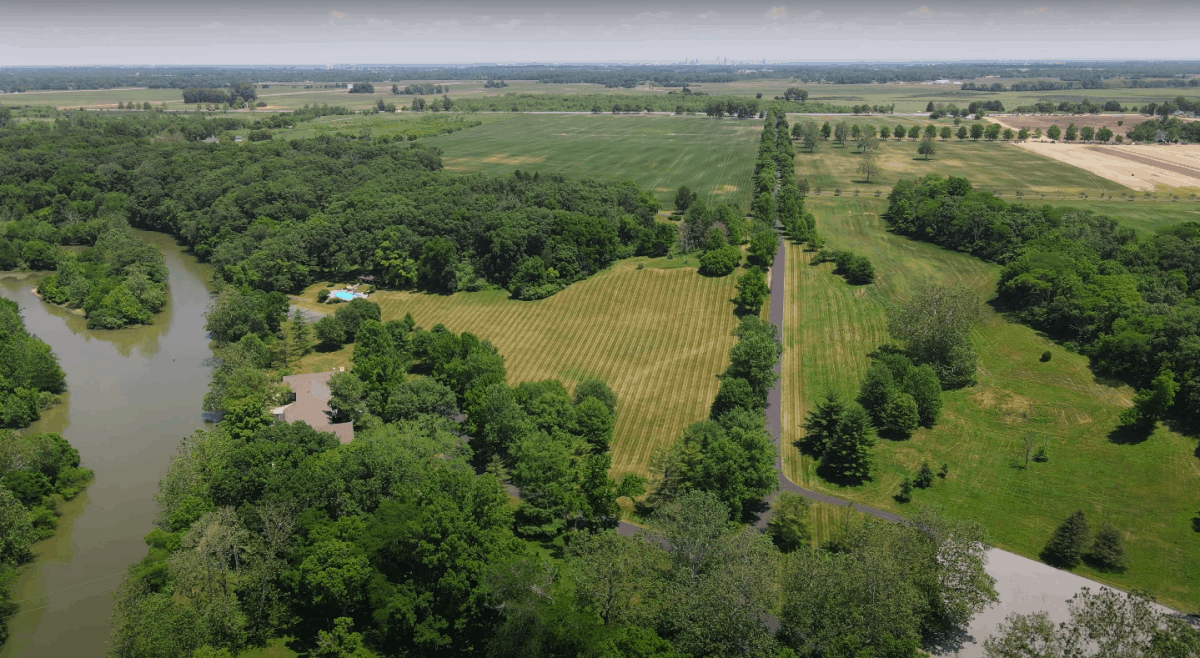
<box><xmin>0</xmin><ymin>231</ymin><xmax>214</xmax><ymax>658</ymax></box>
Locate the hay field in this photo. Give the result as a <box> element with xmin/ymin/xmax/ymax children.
<box><xmin>779</xmin><ymin>197</ymin><xmax>1200</xmax><ymax>610</ymax></box>
<box><xmin>293</xmin><ymin>257</ymin><xmax>741</xmax><ymax>479</ymax></box>
<box><xmin>424</xmin><ymin>113</ymin><xmax>763</xmax><ymax>209</ymax></box>
<box><xmin>1009</xmin><ymin>142</ymin><xmax>1200</xmax><ymax>192</ymax></box>
<box><xmin>794</xmin><ymin>136</ymin><xmax>1132</xmax><ymax>197</ymax></box>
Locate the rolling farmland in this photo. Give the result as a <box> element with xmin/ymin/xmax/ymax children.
<box><xmin>423</xmin><ymin>113</ymin><xmax>763</xmax><ymax>209</ymax></box>
<box><xmin>293</xmin><ymin>257</ymin><xmax>741</xmax><ymax>480</ymax></box>
<box><xmin>792</xmin><ymin>135</ymin><xmax>1132</xmax><ymax>197</ymax></box>
<box><xmin>778</xmin><ymin>197</ymin><xmax>1200</xmax><ymax>609</ymax></box>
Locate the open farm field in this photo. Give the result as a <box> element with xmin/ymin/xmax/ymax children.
<box><xmin>793</xmin><ymin>136</ymin><xmax>1132</xmax><ymax>197</ymax></box>
<box><xmin>0</xmin><ymin>87</ymin><xmax>182</xmax><ymax>109</ymax></box>
<box><xmin>291</xmin><ymin>256</ymin><xmax>741</xmax><ymax>480</ymax></box>
<box><xmin>782</xmin><ymin>82</ymin><xmax>1200</xmax><ymax>114</ymax></box>
<box><xmin>424</xmin><ymin>113</ymin><xmax>762</xmax><ymax>209</ymax></box>
<box><xmin>989</xmin><ymin>113</ymin><xmax>1171</xmax><ymax>133</ymax></box>
<box><xmin>779</xmin><ymin>197</ymin><xmax>1200</xmax><ymax>610</ymax></box>
<box><xmin>1005</xmin><ymin>141</ymin><xmax>1200</xmax><ymax>192</ymax></box>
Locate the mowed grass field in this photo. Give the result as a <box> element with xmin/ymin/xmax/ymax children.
<box><xmin>779</xmin><ymin>196</ymin><xmax>1200</xmax><ymax>610</ymax></box>
<box><xmin>794</xmin><ymin>137</ymin><xmax>1132</xmax><ymax>197</ymax></box>
<box><xmin>291</xmin><ymin>257</ymin><xmax>741</xmax><ymax>480</ymax></box>
<box><xmin>424</xmin><ymin>113</ymin><xmax>763</xmax><ymax>209</ymax></box>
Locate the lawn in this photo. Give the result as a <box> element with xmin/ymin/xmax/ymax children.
<box><xmin>792</xmin><ymin>136</ymin><xmax>1133</xmax><ymax>197</ymax></box>
<box><xmin>779</xmin><ymin>196</ymin><xmax>1200</xmax><ymax>611</ymax></box>
<box><xmin>423</xmin><ymin>113</ymin><xmax>763</xmax><ymax>209</ymax></box>
<box><xmin>291</xmin><ymin>255</ymin><xmax>741</xmax><ymax>480</ymax></box>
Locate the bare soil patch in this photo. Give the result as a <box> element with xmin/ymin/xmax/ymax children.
<box><xmin>479</xmin><ymin>154</ymin><xmax>546</xmax><ymax>165</ymax></box>
<box><xmin>1011</xmin><ymin>142</ymin><xmax>1200</xmax><ymax>191</ymax></box>
<box><xmin>714</xmin><ymin>184</ymin><xmax>739</xmax><ymax>193</ymax></box>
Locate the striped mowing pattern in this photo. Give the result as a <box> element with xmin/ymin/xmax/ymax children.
<box><xmin>341</xmin><ymin>259</ymin><xmax>741</xmax><ymax>479</ymax></box>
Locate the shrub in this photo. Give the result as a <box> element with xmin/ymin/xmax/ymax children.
<box><xmin>896</xmin><ymin>479</ymin><xmax>913</xmax><ymax>503</ymax></box>
<box><xmin>1040</xmin><ymin>350</ymin><xmax>1052</xmax><ymax>362</ymax></box>
<box><xmin>1033</xmin><ymin>445</ymin><xmax>1049</xmax><ymax>462</ymax></box>
<box><xmin>914</xmin><ymin>462</ymin><xmax>934</xmax><ymax>488</ymax></box>
<box><xmin>317</xmin><ymin>289</ymin><xmax>331</xmax><ymax>303</ymax></box>
<box><xmin>938</xmin><ymin>463</ymin><xmax>949</xmax><ymax>478</ymax></box>
<box><xmin>698</xmin><ymin>245</ymin><xmax>742</xmax><ymax>277</ymax></box>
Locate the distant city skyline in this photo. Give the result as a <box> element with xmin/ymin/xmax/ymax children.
<box><xmin>3</xmin><ymin>1</ymin><xmax>1198</xmax><ymax>66</ymax></box>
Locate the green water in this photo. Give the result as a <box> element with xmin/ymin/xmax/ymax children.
<box><xmin>0</xmin><ymin>231</ymin><xmax>213</xmax><ymax>658</ymax></box>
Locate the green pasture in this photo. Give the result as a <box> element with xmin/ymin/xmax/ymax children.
<box><xmin>792</xmin><ymin>135</ymin><xmax>1133</xmax><ymax>197</ymax></box>
<box><xmin>780</xmin><ymin>196</ymin><xmax>1200</xmax><ymax>611</ymax></box>
<box><xmin>422</xmin><ymin>113</ymin><xmax>763</xmax><ymax>209</ymax></box>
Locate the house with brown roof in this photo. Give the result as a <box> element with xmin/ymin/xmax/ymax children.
<box><xmin>272</xmin><ymin>369</ymin><xmax>355</xmax><ymax>444</ymax></box>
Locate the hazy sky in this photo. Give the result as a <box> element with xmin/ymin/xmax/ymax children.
<box><xmin>2</xmin><ymin>1</ymin><xmax>1198</xmax><ymax>66</ymax></box>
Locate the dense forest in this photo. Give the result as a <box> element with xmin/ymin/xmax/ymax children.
<box><xmin>0</xmin><ymin>300</ymin><xmax>89</xmax><ymax>643</ymax></box>
<box><xmin>3</xmin><ymin>62</ymin><xmax>1199</xmax><ymax>92</ymax></box>
<box><xmin>885</xmin><ymin>175</ymin><xmax>1200</xmax><ymax>431</ymax></box>
<box><xmin>0</xmin><ymin>112</ymin><xmax>659</xmax><ymax>301</ymax></box>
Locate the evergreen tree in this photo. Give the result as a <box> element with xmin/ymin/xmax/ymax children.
<box><xmin>801</xmin><ymin>392</ymin><xmax>846</xmax><ymax>457</ymax></box>
<box><xmin>290</xmin><ymin>310</ymin><xmax>312</xmax><ymax>360</ymax></box>
<box><xmin>1042</xmin><ymin>510</ymin><xmax>1091</xmax><ymax>568</ymax></box>
<box><xmin>914</xmin><ymin>462</ymin><xmax>934</xmax><ymax>489</ymax></box>
<box><xmin>896</xmin><ymin>478</ymin><xmax>913</xmax><ymax>503</ymax></box>
<box><xmin>1088</xmin><ymin>523</ymin><xmax>1129</xmax><ymax>572</ymax></box>
<box><xmin>818</xmin><ymin>403</ymin><xmax>876</xmax><ymax>483</ymax></box>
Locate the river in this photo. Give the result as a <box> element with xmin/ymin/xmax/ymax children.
<box><xmin>0</xmin><ymin>231</ymin><xmax>213</xmax><ymax>658</ymax></box>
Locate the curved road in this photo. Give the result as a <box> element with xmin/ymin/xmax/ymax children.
<box><xmin>759</xmin><ymin>232</ymin><xmax>903</xmax><ymax>526</ymax></box>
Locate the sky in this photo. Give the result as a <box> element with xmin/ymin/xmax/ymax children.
<box><xmin>2</xmin><ymin>1</ymin><xmax>1198</xmax><ymax>66</ymax></box>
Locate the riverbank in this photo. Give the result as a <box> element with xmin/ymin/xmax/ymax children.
<box><xmin>0</xmin><ymin>231</ymin><xmax>213</xmax><ymax>658</ymax></box>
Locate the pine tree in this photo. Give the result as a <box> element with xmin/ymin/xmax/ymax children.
<box><xmin>1042</xmin><ymin>510</ymin><xmax>1091</xmax><ymax>568</ymax></box>
<box><xmin>914</xmin><ymin>462</ymin><xmax>934</xmax><ymax>489</ymax></box>
<box><xmin>801</xmin><ymin>392</ymin><xmax>846</xmax><ymax>457</ymax></box>
<box><xmin>290</xmin><ymin>310</ymin><xmax>312</xmax><ymax>360</ymax></box>
<box><xmin>1089</xmin><ymin>523</ymin><xmax>1129</xmax><ymax>572</ymax></box>
<box><xmin>896</xmin><ymin>478</ymin><xmax>913</xmax><ymax>503</ymax></box>
<box><xmin>818</xmin><ymin>403</ymin><xmax>876</xmax><ymax>483</ymax></box>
